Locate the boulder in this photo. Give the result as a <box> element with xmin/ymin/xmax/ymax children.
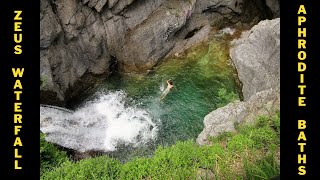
<box><xmin>197</xmin><ymin>88</ymin><xmax>279</xmax><ymax>145</ymax></box>
<box><xmin>230</xmin><ymin>18</ymin><xmax>280</xmax><ymax>101</ymax></box>
<box><xmin>196</xmin><ymin>168</ymin><xmax>215</xmax><ymax>180</ymax></box>
<box><xmin>197</xmin><ymin>18</ymin><xmax>280</xmax><ymax>145</ymax></box>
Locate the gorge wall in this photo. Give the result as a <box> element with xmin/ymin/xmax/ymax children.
<box><xmin>40</xmin><ymin>0</ymin><xmax>280</xmax><ymax>105</ymax></box>
<box><xmin>197</xmin><ymin>18</ymin><xmax>280</xmax><ymax>145</ymax></box>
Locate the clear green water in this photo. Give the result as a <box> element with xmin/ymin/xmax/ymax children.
<box><xmin>101</xmin><ymin>39</ymin><xmax>241</xmax><ymax>148</ymax></box>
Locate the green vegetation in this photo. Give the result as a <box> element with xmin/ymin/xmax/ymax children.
<box><xmin>40</xmin><ymin>133</ymin><xmax>69</xmax><ymax>175</ymax></box>
<box><xmin>41</xmin><ymin>112</ymin><xmax>279</xmax><ymax>179</ymax></box>
<box><xmin>216</xmin><ymin>88</ymin><xmax>239</xmax><ymax>108</ymax></box>
<box><xmin>40</xmin><ymin>76</ymin><xmax>47</xmax><ymax>89</ymax></box>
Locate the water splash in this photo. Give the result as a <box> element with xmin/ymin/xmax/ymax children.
<box><xmin>160</xmin><ymin>81</ymin><xmax>165</xmax><ymax>92</ymax></box>
<box><xmin>40</xmin><ymin>91</ymin><xmax>158</xmax><ymax>152</ymax></box>
<box><xmin>215</xmin><ymin>27</ymin><xmax>236</xmax><ymax>37</ymax></box>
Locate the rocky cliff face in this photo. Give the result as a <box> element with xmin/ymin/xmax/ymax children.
<box><xmin>40</xmin><ymin>0</ymin><xmax>111</xmax><ymax>105</ymax></box>
<box><xmin>230</xmin><ymin>18</ymin><xmax>280</xmax><ymax>101</ymax></box>
<box><xmin>197</xmin><ymin>18</ymin><xmax>280</xmax><ymax>145</ymax></box>
<box><xmin>40</xmin><ymin>0</ymin><xmax>280</xmax><ymax>105</ymax></box>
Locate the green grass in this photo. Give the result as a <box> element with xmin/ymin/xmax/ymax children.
<box><xmin>41</xmin><ymin>112</ymin><xmax>280</xmax><ymax>179</ymax></box>
<box><xmin>40</xmin><ymin>133</ymin><xmax>69</xmax><ymax>175</ymax></box>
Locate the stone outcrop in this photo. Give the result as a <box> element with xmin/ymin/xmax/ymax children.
<box><xmin>40</xmin><ymin>0</ymin><xmax>280</xmax><ymax>105</ymax></box>
<box><xmin>197</xmin><ymin>88</ymin><xmax>279</xmax><ymax>145</ymax></box>
<box><xmin>230</xmin><ymin>18</ymin><xmax>280</xmax><ymax>101</ymax></box>
<box><xmin>197</xmin><ymin>18</ymin><xmax>280</xmax><ymax>145</ymax></box>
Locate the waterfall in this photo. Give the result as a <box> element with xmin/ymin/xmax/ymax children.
<box><xmin>40</xmin><ymin>91</ymin><xmax>158</xmax><ymax>152</ymax></box>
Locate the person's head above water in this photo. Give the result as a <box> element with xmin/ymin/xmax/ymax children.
<box><xmin>167</xmin><ymin>80</ymin><xmax>174</xmax><ymax>90</ymax></box>
<box><xmin>161</xmin><ymin>80</ymin><xmax>174</xmax><ymax>99</ymax></box>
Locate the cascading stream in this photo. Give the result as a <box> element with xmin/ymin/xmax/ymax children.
<box><xmin>41</xmin><ymin>91</ymin><xmax>158</xmax><ymax>152</ymax></box>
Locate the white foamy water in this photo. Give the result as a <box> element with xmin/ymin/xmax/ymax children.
<box><xmin>215</xmin><ymin>27</ymin><xmax>236</xmax><ymax>37</ymax></box>
<box><xmin>40</xmin><ymin>91</ymin><xmax>158</xmax><ymax>152</ymax></box>
<box><xmin>160</xmin><ymin>81</ymin><xmax>165</xmax><ymax>92</ymax></box>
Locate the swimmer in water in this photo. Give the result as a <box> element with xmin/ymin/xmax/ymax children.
<box><xmin>160</xmin><ymin>79</ymin><xmax>174</xmax><ymax>100</ymax></box>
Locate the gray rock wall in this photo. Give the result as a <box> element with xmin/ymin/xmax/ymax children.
<box><xmin>266</xmin><ymin>0</ymin><xmax>280</xmax><ymax>17</ymax></box>
<box><xmin>230</xmin><ymin>18</ymin><xmax>280</xmax><ymax>100</ymax></box>
<box><xmin>40</xmin><ymin>0</ymin><xmax>280</xmax><ymax>105</ymax></box>
<box><xmin>197</xmin><ymin>18</ymin><xmax>280</xmax><ymax>145</ymax></box>
<box><xmin>40</xmin><ymin>0</ymin><xmax>111</xmax><ymax>104</ymax></box>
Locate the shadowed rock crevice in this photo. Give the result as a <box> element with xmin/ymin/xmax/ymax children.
<box><xmin>184</xmin><ymin>26</ymin><xmax>203</xmax><ymax>39</ymax></box>
<box><xmin>109</xmin><ymin>55</ymin><xmax>119</xmax><ymax>75</ymax></box>
<box><xmin>48</xmin><ymin>0</ymin><xmax>58</xmax><ymax>14</ymax></box>
<box><xmin>242</xmin><ymin>0</ymin><xmax>274</xmax><ymax>22</ymax></box>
